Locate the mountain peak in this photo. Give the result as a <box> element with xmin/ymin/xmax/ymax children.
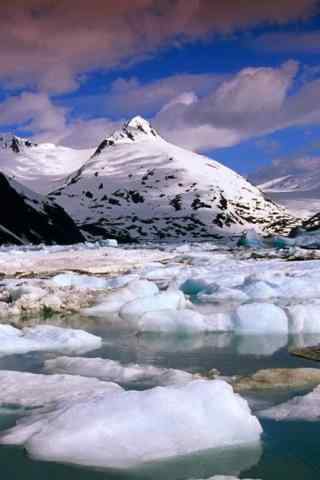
<box><xmin>126</xmin><ymin>116</ymin><xmax>157</xmax><ymax>135</ymax></box>
<box><xmin>93</xmin><ymin>116</ymin><xmax>159</xmax><ymax>156</ymax></box>
<box><xmin>0</xmin><ymin>134</ymin><xmax>36</xmax><ymax>153</ymax></box>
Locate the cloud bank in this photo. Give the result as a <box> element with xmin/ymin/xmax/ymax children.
<box><xmin>0</xmin><ymin>0</ymin><xmax>317</xmax><ymax>92</ymax></box>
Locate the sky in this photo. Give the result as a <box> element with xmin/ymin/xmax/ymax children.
<box><xmin>0</xmin><ymin>0</ymin><xmax>320</xmax><ymax>179</ymax></box>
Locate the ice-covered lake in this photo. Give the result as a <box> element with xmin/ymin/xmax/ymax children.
<box><xmin>0</xmin><ymin>239</ymin><xmax>320</xmax><ymax>479</ymax></box>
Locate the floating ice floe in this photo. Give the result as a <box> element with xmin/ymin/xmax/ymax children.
<box><xmin>44</xmin><ymin>356</ymin><xmax>197</xmax><ymax>387</ymax></box>
<box><xmin>82</xmin><ymin>279</ymin><xmax>159</xmax><ymax>317</ymax></box>
<box><xmin>135</xmin><ymin>309</ymin><xmax>233</xmax><ymax>333</ymax></box>
<box><xmin>234</xmin><ymin>303</ymin><xmax>288</xmax><ymax>334</ymax></box>
<box><xmin>51</xmin><ymin>273</ymin><xmax>109</xmax><ymax>289</ymax></box>
<box><xmin>259</xmin><ymin>385</ymin><xmax>320</xmax><ymax>421</ymax></box>
<box><xmin>0</xmin><ymin>379</ymin><xmax>262</xmax><ymax>469</ymax></box>
<box><xmin>0</xmin><ymin>324</ymin><xmax>102</xmax><ymax>356</ymax></box>
<box><xmin>198</xmin><ymin>285</ymin><xmax>249</xmax><ymax>304</ymax></box>
<box><xmin>287</xmin><ymin>303</ymin><xmax>320</xmax><ymax>333</ymax></box>
<box><xmin>51</xmin><ymin>272</ymin><xmax>140</xmax><ymax>290</ymax></box>
<box><xmin>119</xmin><ymin>290</ymin><xmax>186</xmax><ymax>323</ymax></box>
<box><xmin>0</xmin><ymin>370</ymin><xmax>121</xmax><ymax>407</ymax></box>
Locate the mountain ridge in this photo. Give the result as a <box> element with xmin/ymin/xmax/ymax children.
<box><xmin>0</xmin><ymin>173</ymin><xmax>84</xmax><ymax>245</ymax></box>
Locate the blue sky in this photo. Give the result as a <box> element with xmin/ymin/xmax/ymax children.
<box><xmin>0</xmin><ymin>0</ymin><xmax>320</xmax><ymax>180</ymax></box>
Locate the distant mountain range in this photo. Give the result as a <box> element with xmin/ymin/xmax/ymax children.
<box><xmin>0</xmin><ymin>117</ymin><xmax>301</xmax><ymax>244</ymax></box>
<box><xmin>250</xmin><ymin>167</ymin><xmax>320</xmax><ymax>219</ymax></box>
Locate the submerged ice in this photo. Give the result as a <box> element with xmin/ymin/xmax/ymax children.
<box><xmin>259</xmin><ymin>384</ymin><xmax>320</xmax><ymax>421</ymax></box>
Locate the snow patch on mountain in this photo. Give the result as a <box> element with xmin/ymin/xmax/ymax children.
<box><xmin>0</xmin><ymin>134</ymin><xmax>93</xmax><ymax>194</ymax></box>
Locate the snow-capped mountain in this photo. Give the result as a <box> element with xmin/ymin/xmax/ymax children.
<box><xmin>0</xmin><ymin>135</ymin><xmax>93</xmax><ymax>194</ymax></box>
<box><xmin>258</xmin><ymin>173</ymin><xmax>320</xmax><ymax>194</ymax></box>
<box><xmin>50</xmin><ymin>116</ymin><xmax>297</xmax><ymax>241</ymax></box>
<box><xmin>0</xmin><ymin>173</ymin><xmax>84</xmax><ymax>245</ymax></box>
<box><xmin>250</xmin><ymin>165</ymin><xmax>320</xmax><ymax>218</ymax></box>
<box><xmin>254</xmin><ymin>177</ymin><xmax>320</xmax><ymax>218</ymax></box>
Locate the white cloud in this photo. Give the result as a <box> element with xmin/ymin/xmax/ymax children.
<box><xmin>1</xmin><ymin>60</ymin><xmax>320</xmax><ymax>154</ymax></box>
<box><xmin>0</xmin><ymin>92</ymin><xmax>119</xmax><ymax>148</ymax></box>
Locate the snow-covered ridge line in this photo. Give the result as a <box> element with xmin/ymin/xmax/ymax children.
<box><xmin>0</xmin><ymin>133</ymin><xmax>93</xmax><ymax>194</ymax></box>
<box><xmin>93</xmin><ymin>116</ymin><xmax>159</xmax><ymax>155</ymax></box>
<box><xmin>0</xmin><ymin>134</ymin><xmax>36</xmax><ymax>152</ymax></box>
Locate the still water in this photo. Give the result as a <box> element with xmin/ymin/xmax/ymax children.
<box><xmin>0</xmin><ymin>322</ymin><xmax>319</xmax><ymax>479</ymax></box>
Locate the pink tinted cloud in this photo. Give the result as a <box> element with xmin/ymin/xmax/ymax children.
<box><xmin>0</xmin><ymin>0</ymin><xmax>317</xmax><ymax>92</ymax></box>
<box><xmin>255</xmin><ymin>31</ymin><xmax>320</xmax><ymax>52</ymax></box>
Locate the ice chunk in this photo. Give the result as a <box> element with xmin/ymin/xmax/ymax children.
<box><xmin>287</xmin><ymin>304</ymin><xmax>320</xmax><ymax>333</ymax></box>
<box><xmin>237</xmin><ymin>230</ymin><xmax>265</xmax><ymax>248</ymax></box>
<box><xmin>8</xmin><ymin>284</ymin><xmax>47</xmax><ymax>302</ymax></box>
<box><xmin>102</xmin><ymin>239</ymin><xmax>118</xmax><ymax>247</ymax></box>
<box><xmin>103</xmin><ymin>273</ymin><xmax>140</xmax><ymax>289</ymax></box>
<box><xmin>51</xmin><ymin>273</ymin><xmax>108</xmax><ymax>289</ymax></box>
<box><xmin>45</xmin><ymin>356</ymin><xmax>195</xmax><ymax>387</ymax></box>
<box><xmin>180</xmin><ymin>278</ymin><xmax>211</xmax><ymax>296</ymax></box>
<box><xmin>277</xmin><ymin>277</ymin><xmax>320</xmax><ymax>300</ymax></box>
<box><xmin>119</xmin><ymin>290</ymin><xmax>186</xmax><ymax>323</ymax></box>
<box><xmin>242</xmin><ymin>280</ymin><xmax>276</xmax><ymax>301</ymax></box>
<box><xmin>0</xmin><ymin>380</ymin><xmax>262</xmax><ymax>469</ymax></box>
<box><xmin>260</xmin><ymin>385</ymin><xmax>320</xmax><ymax>421</ymax></box>
<box><xmin>198</xmin><ymin>285</ymin><xmax>249</xmax><ymax>303</ymax></box>
<box><xmin>132</xmin><ymin>309</ymin><xmax>230</xmax><ymax>333</ymax></box>
<box><xmin>0</xmin><ymin>324</ymin><xmax>102</xmax><ymax>356</ymax></box>
<box><xmin>82</xmin><ymin>279</ymin><xmax>159</xmax><ymax>317</ymax></box>
<box><xmin>143</xmin><ymin>265</ymin><xmax>184</xmax><ymax>282</ymax></box>
<box><xmin>0</xmin><ymin>370</ymin><xmax>121</xmax><ymax>408</ymax></box>
<box><xmin>234</xmin><ymin>303</ymin><xmax>288</xmax><ymax>334</ymax></box>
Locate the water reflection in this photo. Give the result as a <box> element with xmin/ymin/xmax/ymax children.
<box><xmin>235</xmin><ymin>334</ymin><xmax>288</xmax><ymax>356</ymax></box>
